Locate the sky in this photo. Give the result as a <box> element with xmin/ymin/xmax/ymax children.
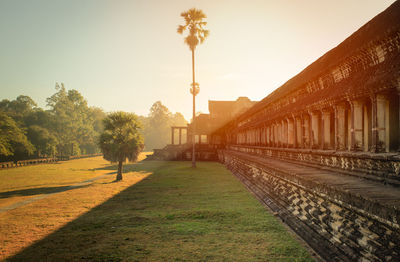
<box><xmin>0</xmin><ymin>0</ymin><xmax>396</xmax><ymax>120</ymax></box>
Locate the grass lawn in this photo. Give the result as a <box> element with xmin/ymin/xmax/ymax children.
<box><xmin>1</xmin><ymin>157</ymin><xmax>313</xmax><ymax>261</ymax></box>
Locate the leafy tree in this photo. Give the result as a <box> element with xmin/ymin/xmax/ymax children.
<box><xmin>46</xmin><ymin>83</ymin><xmax>98</xmax><ymax>156</ymax></box>
<box><xmin>23</xmin><ymin>108</ymin><xmax>55</xmax><ymax>130</ymax></box>
<box><xmin>0</xmin><ymin>86</ymin><xmax>105</xmax><ymax>161</ymax></box>
<box><xmin>27</xmin><ymin>125</ymin><xmax>58</xmax><ymax>157</ymax></box>
<box><xmin>177</xmin><ymin>8</ymin><xmax>209</xmax><ymax>168</ymax></box>
<box><xmin>0</xmin><ymin>111</ymin><xmax>34</xmax><ymax>158</ymax></box>
<box><xmin>0</xmin><ymin>95</ymin><xmax>37</xmax><ymax>125</ymax></box>
<box><xmin>80</xmin><ymin>107</ymin><xmax>106</xmax><ymax>154</ymax></box>
<box><xmin>99</xmin><ymin>112</ymin><xmax>144</xmax><ymax>181</ymax></box>
<box><xmin>146</xmin><ymin>101</ymin><xmax>172</xmax><ymax>150</ymax></box>
<box><xmin>171</xmin><ymin>112</ymin><xmax>187</xmax><ymax>127</ymax></box>
<box><xmin>139</xmin><ymin>102</ymin><xmax>188</xmax><ymax>151</ymax></box>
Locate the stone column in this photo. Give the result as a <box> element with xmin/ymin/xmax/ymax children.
<box><xmin>397</xmin><ymin>81</ymin><xmax>400</xmax><ymax>152</ymax></box>
<box><xmin>171</xmin><ymin>127</ymin><xmax>175</xmax><ymax>145</ymax></box>
<box><xmin>272</xmin><ymin>124</ymin><xmax>276</xmax><ymax>146</ymax></box>
<box><xmin>353</xmin><ymin>100</ymin><xmax>364</xmax><ymax>151</ymax></box>
<box><xmin>376</xmin><ymin>94</ymin><xmax>389</xmax><ymax>152</ymax></box>
<box><xmin>310</xmin><ymin>111</ymin><xmax>319</xmax><ymax>149</ymax></box>
<box><xmin>335</xmin><ymin>104</ymin><xmax>346</xmax><ymax>150</ymax></box>
<box><xmin>277</xmin><ymin>122</ymin><xmax>281</xmax><ymax>147</ymax></box>
<box><xmin>288</xmin><ymin>117</ymin><xmax>294</xmax><ymax>148</ymax></box>
<box><xmin>322</xmin><ymin>109</ymin><xmax>331</xmax><ymax>149</ymax></box>
<box><xmin>334</xmin><ymin>106</ymin><xmax>338</xmax><ymax>150</ymax></box>
<box><xmin>284</xmin><ymin>119</ymin><xmax>289</xmax><ymax>147</ymax></box>
<box><xmin>179</xmin><ymin>128</ymin><xmax>182</xmax><ymax>145</ymax></box>
<box><xmin>303</xmin><ymin>114</ymin><xmax>311</xmax><ymax>148</ymax></box>
<box><xmin>295</xmin><ymin>116</ymin><xmax>302</xmax><ymax>148</ymax></box>
<box><xmin>363</xmin><ymin>104</ymin><xmax>369</xmax><ymax>152</ymax></box>
<box><xmin>277</xmin><ymin>123</ymin><xmax>280</xmax><ymax>147</ymax></box>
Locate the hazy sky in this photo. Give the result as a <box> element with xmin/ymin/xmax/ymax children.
<box><xmin>0</xmin><ymin>0</ymin><xmax>396</xmax><ymax>120</ymax></box>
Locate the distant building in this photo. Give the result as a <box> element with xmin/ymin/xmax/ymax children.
<box><xmin>188</xmin><ymin>97</ymin><xmax>257</xmax><ymax>145</ymax></box>
<box><xmin>147</xmin><ymin>97</ymin><xmax>257</xmax><ymax>160</ymax></box>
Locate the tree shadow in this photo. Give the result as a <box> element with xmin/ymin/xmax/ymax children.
<box><xmin>6</xmin><ymin>161</ymin><xmax>170</xmax><ymax>261</ymax></box>
<box><xmin>94</xmin><ymin>160</ymin><xmax>165</xmax><ymax>173</ymax></box>
<box><xmin>0</xmin><ymin>186</ymin><xmax>77</xmax><ymax>198</ymax></box>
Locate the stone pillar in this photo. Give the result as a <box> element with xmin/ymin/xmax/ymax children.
<box><xmin>277</xmin><ymin>122</ymin><xmax>281</xmax><ymax>147</ymax></box>
<box><xmin>349</xmin><ymin>101</ymin><xmax>355</xmax><ymax>150</ymax></box>
<box><xmin>282</xmin><ymin>120</ymin><xmax>286</xmax><ymax>147</ymax></box>
<box><xmin>352</xmin><ymin>100</ymin><xmax>364</xmax><ymax>151</ymax></box>
<box><xmin>294</xmin><ymin>116</ymin><xmax>300</xmax><ymax>148</ymax></box>
<box><xmin>179</xmin><ymin>128</ymin><xmax>182</xmax><ymax>145</ymax></box>
<box><xmin>335</xmin><ymin>104</ymin><xmax>346</xmax><ymax>150</ymax></box>
<box><xmin>363</xmin><ymin>105</ymin><xmax>369</xmax><ymax>152</ymax></box>
<box><xmin>272</xmin><ymin>124</ymin><xmax>276</xmax><ymax>146</ymax></box>
<box><xmin>311</xmin><ymin>111</ymin><xmax>319</xmax><ymax>149</ymax></box>
<box><xmin>334</xmin><ymin>106</ymin><xmax>338</xmax><ymax>150</ymax></box>
<box><xmin>288</xmin><ymin>118</ymin><xmax>294</xmax><ymax>147</ymax></box>
<box><xmin>322</xmin><ymin>109</ymin><xmax>331</xmax><ymax>149</ymax></box>
<box><xmin>303</xmin><ymin>115</ymin><xmax>311</xmax><ymax>148</ymax></box>
<box><xmin>298</xmin><ymin>116</ymin><xmax>303</xmax><ymax>148</ymax></box>
<box><xmin>377</xmin><ymin>94</ymin><xmax>389</xmax><ymax>152</ymax></box>
<box><xmin>171</xmin><ymin>127</ymin><xmax>175</xmax><ymax>145</ymax></box>
<box><xmin>397</xmin><ymin>82</ymin><xmax>400</xmax><ymax>152</ymax></box>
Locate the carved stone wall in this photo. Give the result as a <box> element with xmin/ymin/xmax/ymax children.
<box><xmin>228</xmin><ymin>145</ymin><xmax>400</xmax><ymax>185</ymax></box>
<box><xmin>220</xmin><ymin>150</ymin><xmax>400</xmax><ymax>262</ymax></box>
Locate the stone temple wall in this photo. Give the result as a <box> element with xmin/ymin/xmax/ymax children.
<box><xmin>213</xmin><ymin>2</ymin><xmax>400</xmax><ymax>261</ymax></box>
<box><xmin>219</xmin><ymin>150</ymin><xmax>400</xmax><ymax>262</ymax></box>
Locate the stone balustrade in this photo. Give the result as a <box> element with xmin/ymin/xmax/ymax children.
<box><xmin>0</xmin><ymin>158</ymin><xmax>58</xmax><ymax>169</ymax></box>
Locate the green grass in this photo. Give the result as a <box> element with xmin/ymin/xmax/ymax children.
<box><xmin>3</xmin><ymin>160</ymin><xmax>313</xmax><ymax>261</ymax></box>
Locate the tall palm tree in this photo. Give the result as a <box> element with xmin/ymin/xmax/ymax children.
<box><xmin>177</xmin><ymin>8</ymin><xmax>209</xmax><ymax>168</ymax></box>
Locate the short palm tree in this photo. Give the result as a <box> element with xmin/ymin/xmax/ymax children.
<box><xmin>99</xmin><ymin>112</ymin><xmax>144</xmax><ymax>181</ymax></box>
<box><xmin>177</xmin><ymin>8</ymin><xmax>209</xmax><ymax>168</ymax></box>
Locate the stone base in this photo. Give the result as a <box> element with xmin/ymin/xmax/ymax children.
<box><xmin>220</xmin><ymin>150</ymin><xmax>400</xmax><ymax>262</ymax></box>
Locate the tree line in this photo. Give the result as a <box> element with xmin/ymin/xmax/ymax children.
<box><xmin>0</xmin><ymin>84</ymin><xmax>187</xmax><ymax>162</ymax></box>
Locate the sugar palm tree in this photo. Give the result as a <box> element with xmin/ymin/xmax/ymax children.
<box><xmin>177</xmin><ymin>8</ymin><xmax>209</xmax><ymax>168</ymax></box>
<box><xmin>99</xmin><ymin>112</ymin><xmax>144</xmax><ymax>181</ymax></box>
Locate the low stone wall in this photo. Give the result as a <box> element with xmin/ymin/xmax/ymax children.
<box><xmin>0</xmin><ymin>154</ymin><xmax>103</xmax><ymax>169</ymax></box>
<box><xmin>0</xmin><ymin>158</ymin><xmax>57</xmax><ymax>169</ymax></box>
<box><xmin>228</xmin><ymin>145</ymin><xmax>400</xmax><ymax>186</ymax></box>
<box><xmin>219</xmin><ymin>150</ymin><xmax>400</xmax><ymax>262</ymax></box>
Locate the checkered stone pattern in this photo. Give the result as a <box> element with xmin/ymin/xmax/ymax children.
<box><xmin>221</xmin><ymin>151</ymin><xmax>400</xmax><ymax>262</ymax></box>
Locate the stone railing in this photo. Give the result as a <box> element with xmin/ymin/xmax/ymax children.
<box><xmin>0</xmin><ymin>153</ymin><xmax>103</xmax><ymax>169</ymax></box>
<box><xmin>0</xmin><ymin>158</ymin><xmax>58</xmax><ymax>169</ymax></box>
<box><xmin>228</xmin><ymin>145</ymin><xmax>400</xmax><ymax>185</ymax></box>
<box><xmin>219</xmin><ymin>149</ymin><xmax>400</xmax><ymax>261</ymax></box>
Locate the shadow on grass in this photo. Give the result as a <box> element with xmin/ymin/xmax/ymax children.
<box><xmin>94</xmin><ymin>161</ymin><xmax>149</xmax><ymax>172</ymax></box>
<box><xmin>6</xmin><ymin>160</ymin><xmax>313</xmax><ymax>262</ymax></box>
<box><xmin>6</xmin><ymin>161</ymin><xmax>168</xmax><ymax>261</ymax></box>
<box><xmin>0</xmin><ymin>186</ymin><xmax>77</xmax><ymax>198</ymax></box>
